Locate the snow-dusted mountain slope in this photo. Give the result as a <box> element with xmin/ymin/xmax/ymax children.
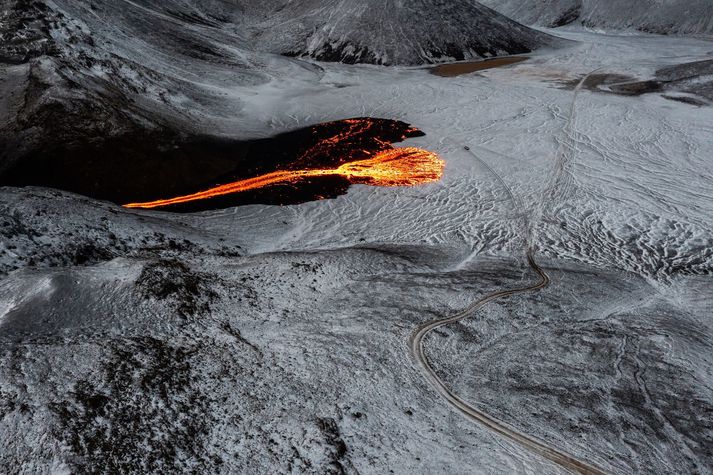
<box><xmin>479</xmin><ymin>0</ymin><xmax>713</xmax><ymax>35</ymax></box>
<box><xmin>0</xmin><ymin>0</ymin><xmax>286</xmax><ymax>171</ymax></box>
<box><xmin>246</xmin><ymin>0</ymin><xmax>560</xmax><ymax>65</ymax></box>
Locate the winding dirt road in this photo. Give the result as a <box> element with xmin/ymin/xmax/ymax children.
<box><xmin>409</xmin><ymin>249</ymin><xmax>606</xmax><ymax>474</ymax></box>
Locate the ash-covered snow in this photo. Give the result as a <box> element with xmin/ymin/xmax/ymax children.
<box><xmin>1</xmin><ymin>3</ymin><xmax>713</xmax><ymax>474</ymax></box>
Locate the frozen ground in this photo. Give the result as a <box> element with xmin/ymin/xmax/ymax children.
<box><xmin>1</xmin><ymin>29</ymin><xmax>713</xmax><ymax>473</ymax></box>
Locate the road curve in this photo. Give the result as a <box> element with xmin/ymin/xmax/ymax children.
<box><xmin>408</xmin><ymin>249</ymin><xmax>607</xmax><ymax>475</ymax></box>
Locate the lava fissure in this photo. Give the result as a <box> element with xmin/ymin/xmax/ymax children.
<box><xmin>124</xmin><ymin>147</ymin><xmax>444</xmax><ymax>210</ymax></box>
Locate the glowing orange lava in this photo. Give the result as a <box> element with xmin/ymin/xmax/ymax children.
<box><xmin>123</xmin><ymin>147</ymin><xmax>444</xmax><ymax>210</ymax></box>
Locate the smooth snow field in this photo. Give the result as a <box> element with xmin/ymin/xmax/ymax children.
<box><xmin>1</xmin><ymin>30</ymin><xmax>713</xmax><ymax>473</ymax></box>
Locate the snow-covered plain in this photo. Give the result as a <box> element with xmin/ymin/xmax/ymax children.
<box><xmin>2</xmin><ymin>26</ymin><xmax>713</xmax><ymax>474</ymax></box>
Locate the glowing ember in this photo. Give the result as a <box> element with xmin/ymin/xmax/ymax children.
<box><xmin>123</xmin><ymin>147</ymin><xmax>444</xmax><ymax>210</ymax></box>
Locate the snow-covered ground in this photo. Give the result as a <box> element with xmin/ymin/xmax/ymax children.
<box><xmin>2</xmin><ymin>29</ymin><xmax>713</xmax><ymax>473</ymax></box>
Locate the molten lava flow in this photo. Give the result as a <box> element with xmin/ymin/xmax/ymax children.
<box><xmin>123</xmin><ymin>147</ymin><xmax>444</xmax><ymax>210</ymax></box>
<box><xmin>332</xmin><ymin>147</ymin><xmax>444</xmax><ymax>187</ymax></box>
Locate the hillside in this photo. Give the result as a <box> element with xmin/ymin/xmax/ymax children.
<box><xmin>246</xmin><ymin>0</ymin><xmax>559</xmax><ymax>65</ymax></box>
<box><xmin>479</xmin><ymin>0</ymin><xmax>713</xmax><ymax>35</ymax></box>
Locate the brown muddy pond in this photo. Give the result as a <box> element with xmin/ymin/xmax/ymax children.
<box><xmin>431</xmin><ymin>56</ymin><xmax>528</xmax><ymax>77</ymax></box>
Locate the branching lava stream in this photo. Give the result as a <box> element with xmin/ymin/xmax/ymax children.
<box><xmin>124</xmin><ymin>147</ymin><xmax>444</xmax><ymax>210</ymax></box>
